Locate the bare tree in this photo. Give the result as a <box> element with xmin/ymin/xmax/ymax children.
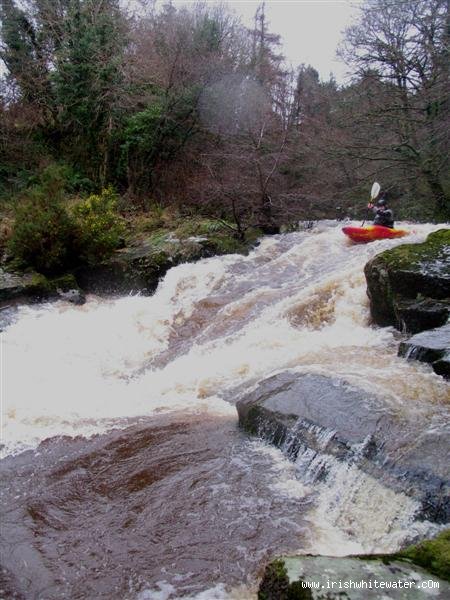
<box><xmin>339</xmin><ymin>0</ymin><xmax>449</xmax><ymax>216</ymax></box>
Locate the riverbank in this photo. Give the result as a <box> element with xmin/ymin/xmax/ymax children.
<box><xmin>0</xmin><ymin>211</ymin><xmax>262</xmax><ymax>306</ymax></box>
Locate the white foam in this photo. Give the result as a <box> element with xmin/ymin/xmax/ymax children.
<box><xmin>2</xmin><ymin>222</ymin><xmax>448</xmax><ymax>457</ymax></box>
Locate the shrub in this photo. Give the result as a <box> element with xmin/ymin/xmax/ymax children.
<box><xmin>8</xmin><ymin>187</ymin><xmax>76</xmax><ymax>274</ymax></box>
<box><xmin>8</xmin><ymin>172</ymin><xmax>123</xmax><ymax>272</ymax></box>
<box><xmin>72</xmin><ymin>187</ymin><xmax>125</xmax><ymax>265</ymax></box>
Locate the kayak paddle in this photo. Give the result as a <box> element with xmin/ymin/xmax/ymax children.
<box><xmin>362</xmin><ymin>181</ymin><xmax>381</xmax><ymax>226</ymax></box>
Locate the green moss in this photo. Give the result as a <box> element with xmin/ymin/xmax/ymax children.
<box><xmin>28</xmin><ymin>272</ymin><xmax>51</xmax><ymax>294</ymax></box>
<box><xmin>207</xmin><ymin>234</ymin><xmax>244</xmax><ymax>254</ymax></box>
<box><xmin>395</xmin><ymin>529</ymin><xmax>450</xmax><ymax>581</ymax></box>
<box><xmin>148</xmin><ymin>250</ymin><xmax>170</xmax><ymax>269</ymax></box>
<box><xmin>24</xmin><ymin>272</ymin><xmax>80</xmax><ymax>297</ymax></box>
<box><xmin>50</xmin><ymin>273</ymin><xmax>79</xmax><ymax>291</ymax></box>
<box><xmin>124</xmin><ymin>215</ymin><xmax>260</xmax><ymax>265</ymax></box>
<box><xmin>132</xmin><ymin>211</ymin><xmax>165</xmax><ymax>234</ymax></box>
<box><xmin>361</xmin><ymin>529</ymin><xmax>450</xmax><ymax>581</ymax></box>
<box><xmin>376</xmin><ymin>229</ymin><xmax>450</xmax><ymax>273</ymax></box>
<box><xmin>245</xmin><ymin>227</ymin><xmax>263</xmax><ymax>245</ymax></box>
<box><xmin>147</xmin><ymin>229</ymin><xmax>171</xmax><ymax>248</ymax></box>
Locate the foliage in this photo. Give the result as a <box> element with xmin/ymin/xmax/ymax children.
<box><xmin>7</xmin><ymin>167</ymin><xmax>123</xmax><ymax>272</ymax></box>
<box><xmin>4</xmin><ymin>163</ymin><xmax>94</xmax><ymax>200</ymax></box>
<box><xmin>72</xmin><ymin>187</ymin><xmax>125</xmax><ymax>265</ymax></box>
<box><xmin>258</xmin><ymin>558</ymin><xmax>289</xmax><ymax>600</ymax></box>
<box><xmin>396</xmin><ymin>529</ymin><xmax>450</xmax><ymax>582</ymax></box>
<box><xmin>50</xmin><ymin>164</ymin><xmax>95</xmax><ymax>195</ymax></box>
<box><xmin>8</xmin><ymin>174</ymin><xmax>76</xmax><ymax>274</ymax></box>
<box><xmin>51</xmin><ymin>1</ymin><xmax>126</xmax><ymax>182</ymax></box>
<box><xmin>1</xmin><ymin>0</ymin><xmax>449</xmax><ymax>225</ymax></box>
<box><xmin>119</xmin><ymin>85</ymin><xmax>200</xmax><ymax>194</ymax></box>
<box><xmin>338</xmin><ymin>0</ymin><xmax>449</xmax><ymax>217</ymax></box>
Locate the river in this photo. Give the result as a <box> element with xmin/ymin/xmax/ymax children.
<box><xmin>1</xmin><ymin>221</ymin><xmax>449</xmax><ymax>599</ymax></box>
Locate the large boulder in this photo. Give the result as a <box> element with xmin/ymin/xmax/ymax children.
<box><xmin>399</xmin><ymin>324</ymin><xmax>450</xmax><ymax>379</ymax></box>
<box><xmin>237</xmin><ymin>371</ymin><xmax>450</xmax><ymax>523</ymax></box>
<box><xmin>364</xmin><ymin>229</ymin><xmax>450</xmax><ymax>333</ymax></box>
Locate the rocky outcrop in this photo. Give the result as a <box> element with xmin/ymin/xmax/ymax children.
<box><xmin>0</xmin><ymin>269</ymin><xmax>84</xmax><ymax>307</ymax></box>
<box><xmin>1</xmin><ymin>228</ymin><xmax>255</xmax><ymax>302</ymax></box>
<box><xmin>258</xmin><ymin>529</ymin><xmax>450</xmax><ymax>598</ymax></box>
<box><xmin>364</xmin><ymin>229</ymin><xmax>450</xmax><ymax>333</ymax></box>
<box><xmin>399</xmin><ymin>324</ymin><xmax>450</xmax><ymax>379</ymax></box>
<box><xmin>237</xmin><ymin>371</ymin><xmax>450</xmax><ymax>523</ymax></box>
<box><xmin>258</xmin><ymin>553</ymin><xmax>450</xmax><ymax>599</ymax></box>
<box><xmin>75</xmin><ymin>231</ymin><xmax>252</xmax><ymax>294</ymax></box>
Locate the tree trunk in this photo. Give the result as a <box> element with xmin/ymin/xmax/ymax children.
<box><xmin>423</xmin><ymin>170</ymin><xmax>449</xmax><ymax>218</ymax></box>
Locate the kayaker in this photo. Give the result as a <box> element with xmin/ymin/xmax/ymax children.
<box><xmin>367</xmin><ymin>195</ymin><xmax>394</xmax><ymax>228</ymax></box>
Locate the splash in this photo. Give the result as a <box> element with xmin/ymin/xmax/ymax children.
<box><xmin>2</xmin><ymin>222</ymin><xmax>447</xmax><ymax>456</ymax></box>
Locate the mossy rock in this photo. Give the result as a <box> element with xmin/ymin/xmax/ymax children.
<box><xmin>76</xmin><ymin>220</ymin><xmax>261</xmax><ymax>295</ymax></box>
<box><xmin>394</xmin><ymin>528</ymin><xmax>450</xmax><ymax>582</ymax></box>
<box><xmin>0</xmin><ymin>269</ymin><xmax>82</xmax><ymax>304</ymax></box>
<box><xmin>364</xmin><ymin>229</ymin><xmax>450</xmax><ymax>332</ymax></box>
<box><xmin>25</xmin><ymin>272</ymin><xmax>82</xmax><ymax>300</ymax></box>
<box><xmin>258</xmin><ymin>533</ymin><xmax>450</xmax><ymax>599</ymax></box>
<box><xmin>50</xmin><ymin>273</ymin><xmax>79</xmax><ymax>292</ymax></box>
<box><xmin>26</xmin><ymin>273</ymin><xmax>52</xmax><ymax>296</ymax></box>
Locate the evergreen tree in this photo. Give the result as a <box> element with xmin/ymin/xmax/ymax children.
<box><xmin>52</xmin><ymin>0</ymin><xmax>126</xmax><ymax>184</ymax></box>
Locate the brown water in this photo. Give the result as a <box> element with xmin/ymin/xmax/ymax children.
<box><xmin>1</xmin><ymin>222</ymin><xmax>449</xmax><ymax>599</ymax></box>
<box><xmin>1</xmin><ymin>414</ymin><xmax>315</xmax><ymax>599</ymax></box>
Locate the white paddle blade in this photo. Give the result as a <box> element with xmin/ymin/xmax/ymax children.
<box><xmin>371</xmin><ymin>182</ymin><xmax>381</xmax><ymax>200</ymax></box>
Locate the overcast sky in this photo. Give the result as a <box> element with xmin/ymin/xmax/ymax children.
<box><xmin>0</xmin><ymin>1</ymin><xmax>362</xmax><ymax>83</ymax></box>
<box><xmin>170</xmin><ymin>0</ymin><xmax>363</xmax><ymax>83</ymax></box>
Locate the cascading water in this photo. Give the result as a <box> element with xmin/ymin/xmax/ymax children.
<box><xmin>1</xmin><ymin>221</ymin><xmax>448</xmax><ymax>599</ymax></box>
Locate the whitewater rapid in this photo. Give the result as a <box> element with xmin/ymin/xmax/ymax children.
<box><xmin>1</xmin><ymin>221</ymin><xmax>449</xmax><ymax>599</ymax></box>
<box><xmin>2</xmin><ymin>221</ymin><xmax>447</xmax><ymax>456</ymax></box>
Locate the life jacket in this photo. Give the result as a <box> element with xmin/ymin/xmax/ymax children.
<box><xmin>374</xmin><ymin>208</ymin><xmax>394</xmax><ymax>228</ymax></box>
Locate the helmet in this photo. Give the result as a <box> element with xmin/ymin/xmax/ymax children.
<box><xmin>377</xmin><ymin>196</ymin><xmax>387</xmax><ymax>207</ymax></box>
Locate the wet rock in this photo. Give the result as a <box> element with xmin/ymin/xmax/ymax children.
<box><xmin>0</xmin><ymin>269</ymin><xmax>83</xmax><ymax>306</ymax></box>
<box><xmin>395</xmin><ymin>298</ymin><xmax>449</xmax><ymax>334</ymax></box>
<box><xmin>433</xmin><ymin>354</ymin><xmax>450</xmax><ymax>378</ymax></box>
<box><xmin>75</xmin><ymin>231</ymin><xmax>250</xmax><ymax>295</ymax></box>
<box><xmin>364</xmin><ymin>229</ymin><xmax>450</xmax><ymax>333</ymax></box>
<box><xmin>237</xmin><ymin>372</ymin><xmax>450</xmax><ymax>522</ymax></box>
<box><xmin>0</xmin><ymin>268</ymin><xmax>36</xmax><ymax>303</ymax></box>
<box><xmin>75</xmin><ymin>243</ymin><xmax>162</xmax><ymax>295</ymax></box>
<box><xmin>399</xmin><ymin>324</ymin><xmax>450</xmax><ymax>379</ymax></box>
<box><xmin>56</xmin><ymin>288</ymin><xmax>86</xmax><ymax>305</ymax></box>
<box><xmin>258</xmin><ymin>554</ymin><xmax>450</xmax><ymax>599</ymax></box>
